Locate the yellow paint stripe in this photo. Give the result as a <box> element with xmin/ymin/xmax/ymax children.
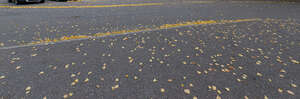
<box><xmin>29</xmin><ymin>18</ymin><xmax>261</xmax><ymax>45</ymax></box>
<box><xmin>0</xmin><ymin>3</ymin><xmax>163</xmax><ymax>8</ymax></box>
<box><xmin>0</xmin><ymin>1</ymin><xmax>219</xmax><ymax>9</ymax></box>
<box><xmin>0</xmin><ymin>1</ymin><xmax>294</xmax><ymax>8</ymax></box>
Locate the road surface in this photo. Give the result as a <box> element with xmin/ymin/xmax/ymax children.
<box><xmin>0</xmin><ymin>0</ymin><xmax>299</xmax><ymax>99</ymax></box>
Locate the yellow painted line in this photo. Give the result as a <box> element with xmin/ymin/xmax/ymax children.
<box><xmin>0</xmin><ymin>3</ymin><xmax>163</xmax><ymax>8</ymax></box>
<box><xmin>0</xmin><ymin>18</ymin><xmax>261</xmax><ymax>50</ymax></box>
<box><xmin>0</xmin><ymin>1</ymin><xmax>294</xmax><ymax>9</ymax></box>
<box><xmin>0</xmin><ymin>1</ymin><xmax>219</xmax><ymax>9</ymax></box>
<box><xmin>29</xmin><ymin>18</ymin><xmax>261</xmax><ymax>45</ymax></box>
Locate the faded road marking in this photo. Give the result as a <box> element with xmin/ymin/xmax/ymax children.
<box><xmin>0</xmin><ymin>1</ymin><xmax>219</xmax><ymax>9</ymax></box>
<box><xmin>0</xmin><ymin>1</ymin><xmax>291</xmax><ymax>9</ymax></box>
<box><xmin>0</xmin><ymin>3</ymin><xmax>163</xmax><ymax>8</ymax></box>
<box><xmin>0</xmin><ymin>18</ymin><xmax>261</xmax><ymax>50</ymax></box>
<box><xmin>0</xmin><ymin>0</ymin><xmax>295</xmax><ymax>9</ymax></box>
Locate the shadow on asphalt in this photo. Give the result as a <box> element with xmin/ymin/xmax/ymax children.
<box><xmin>6</xmin><ymin>0</ymin><xmax>67</xmax><ymax>5</ymax></box>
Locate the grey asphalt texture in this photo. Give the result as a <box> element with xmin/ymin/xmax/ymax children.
<box><xmin>0</xmin><ymin>0</ymin><xmax>300</xmax><ymax>99</ymax></box>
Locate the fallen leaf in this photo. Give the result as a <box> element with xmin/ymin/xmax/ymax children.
<box><xmin>184</xmin><ymin>89</ymin><xmax>190</xmax><ymax>94</ymax></box>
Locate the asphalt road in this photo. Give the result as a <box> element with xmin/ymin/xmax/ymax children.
<box><xmin>0</xmin><ymin>0</ymin><xmax>300</xmax><ymax>99</ymax></box>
